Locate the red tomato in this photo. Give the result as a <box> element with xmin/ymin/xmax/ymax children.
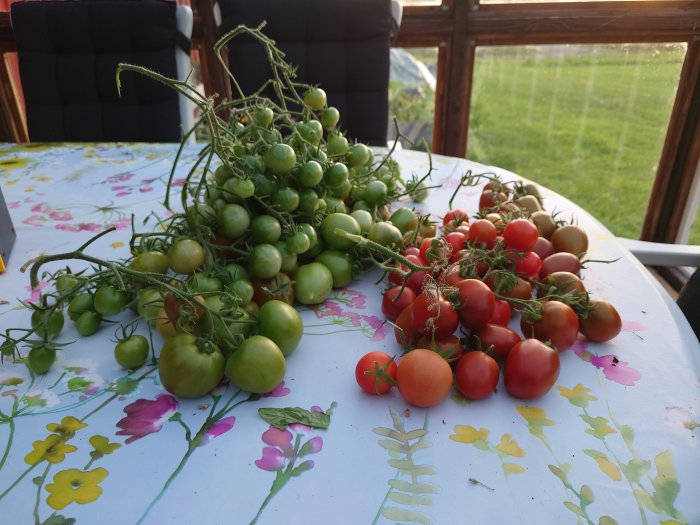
<box><xmin>395</xmin><ymin>304</ymin><xmax>421</xmax><ymax>347</ymax></box>
<box><xmin>442</xmin><ymin>265</ymin><xmax>464</xmax><ymax>286</ymax></box>
<box><xmin>419</xmin><ymin>237</ymin><xmax>451</xmax><ymax>264</ymax></box>
<box><xmin>443</xmin><ymin>209</ymin><xmax>469</xmax><ymax>230</ymax></box>
<box><xmin>355</xmin><ymin>352</ymin><xmax>398</xmax><ymax>395</ymax></box>
<box><xmin>444</xmin><ymin>231</ymin><xmax>467</xmax><ymax>257</ymax></box>
<box><xmin>521</xmin><ymin>301</ymin><xmax>579</xmax><ymax>351</ymax></box>
<box><xmin>388</xmin><ymin>254</ymin><xmax>428</xmax><ymax>294</ymax></box>
<box><xmin>503</xmin><ymin>219</ymin><xmax>538</xmax><ymax>251</ymax></box>
<box><xmin>381</xmin><ymin>286</ymin><xmax>417</xmax><ymax>322</ymax></box>
<box><xmin>579</xmin><ymin>300</ymin><xmax>622</xmax><ymax>342</ymax></box>
<box><xmin>453</xmin><ymin>279</ymin><xmax>495</xmax><ymax>330</ymax></box>
<box><xmin>489</xmin><ymin>299</ymin><xmax>512</xmax><ymax>327</ymax></box>
<box><xmin>504</xmin><ymin>339</ymin><xmax>560</xmax><ymax>400</ymax></box>
<box><xmin>416</xmin><ymin>333</ymin><xmax>464</xmax><ymax>364</ymax></box>
<box><xmin>397</xmin><ymin>349</ymin><xmax>453</xmax><ymax>407</ymax></box>
<box><xmin>455</xmin><ymin>352</ymin><xmax>499</xmax><ymax>400</ymax></box>
<box><xmin>540</xmin><ymin>252</ymin><xmax>582</xmax><ymax>278</ymax></box>
<box><xmin>531</xmin><ymin>237</ymin><xmax>555</xmax><ymax>260</ymax></box>
<box><xmin>484</xmin><ymin>275</ymin><xmax>533</xmax><ymax>301</ymax></box>
<box><xmin>479</xmin><ymin>189</ymin><xmax>507</xmax><ymax>211</ymax></box>
<box><xmin>536</xmin><ymin>271</ymin><xmax>586</xmax><ymax>299</ymax></box>
<box><xmin>403</xmin><ymin>247</ymin><xmax>421</xmax><ymax>258</ymax></box>
<box><xmin>472</xmin><ymin>324</ymin><xmax>521</xmax><ymax>363</ymax></box>
<box><xmin>513</xmin><ymin>251</ymin><xmax>542</xmax><ymax>278</ymax></box>
<box><xmin>411</xmin><ymin>291</ymin><xmax>459</xmax><ymax>338</ymax></box>
<box><xmin>468</xmin><ymin>219</ymin><xmax>497</xmax><ymax>248</ymax></box>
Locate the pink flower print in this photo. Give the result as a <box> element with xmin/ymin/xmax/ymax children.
<box><xmin>24</xmin><ymin>281</ymin><xmax>49</xmax><ymax>303</ymax></box>
<box><xmin>8</xmin><ymin>201</ymin><xmax>21</xmax><ymax>209</ymax></box>
<box><xmin>313</xmin><ymin>301</ymin><xmax>343</xmax><ymax>319</ymax></box>
<box><xmin>171</xmin><ymin>178</ymin><xmax>186</xmax><ymax>188</ymax></box>
<box><xmin>116</xmin><ymin>394</ymin><xmax>179</xmax><ymax>444</ymax></box>
<box><xmin>344</xmin><ymin>289</ymin><xmax>367</xmax><ymax>309</ymax></box>
<box><xmin>56</xmin><ymin>222</ymin><xmax>102</xmax><ymax>232</ymax></box>
<box><xmin>111</xmin><ymin>218</ymin><xmax>131</xmax><ymax>231</ymax></box>
<box><xmin>367</xmin><ymin>316</ymin><xmax>389</xmax><ymax>341</ymax></box>
<box><xmin>23</xmin><ymin>214</ymin><xmax>47</xmax><ymax>227</ymax></box>
<box><xmin>139</xmin><ymin>186</ymin><xmax>154</xmax><ymax>193</ymax></box>
<box><xmin>263</xmin><ymin>381</ymin><xmax>291</xmax><ymax>398</ymax></box>
<box><xmin>48</xmin><ymin>210</ymin><xmax>72</xmax><ymax>221</ymax></box>
<box><xmin>30</xmin><ymin>202</ymin><xmax>51</xmax><ymax>213</ymax></box>
<box><xmin>199</xmin><ymin>416</ymin><xmax>236</xmax><ymax>446</ymax></box>
<box><xmin>622</xmin><ymin>320</ymin><xmax>647</xmax><ymax>332</ymax></box>
<box><xmin>589</xmin><ymin>354</ymin><xmax>641</xmax><ymax>386</ymax></box>
<box><xmin>115</xmin><ymin>191</ymin><xmax>130</xmax><ymax>197</ymax></box>
<box><xmin>256</xmin><ymin>427</ymin><xmax>295</xmax><ymax>471</ymax></box>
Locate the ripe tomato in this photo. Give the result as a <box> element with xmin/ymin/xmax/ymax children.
<box><xmin>397</xmin><ymin>349</ymin><xmax>453</xmax><ymax>407</ymax></box>
<box><xmin>489</xmin><ymin>299</ymin><xmax>512</xmax><ymax>327</ymax></box>
<box><xmin>512</xmin><ymin>251</ymin><xmax>542</xmax><ymax>278</ymax></box>
<box><xmin>388</xmin><ymin>254</ymin><xmax>428</xmax><ymax>294</ymax></box>
<box><xmin>536</xmin><ymin>271</ymin><xmax>586</xmax><ymax>298</ymax></box>
<box><xmin>444</xmin><ymin>231</ymin><xmax>467</xmax><ymax>256</ymax></box>
<box><xmin>252</xmin><ymin>272</ymin><xmax>294</xmax><ymax>306</ymax></box>
<box><xmin>455</xmin><ymin>352</ymin><xmax>499</xmax><ymax>400</ymax></box>
<box><xmin>484</xmin><ymin>274</ymin><xmax>533</xmax><ymax>301</ymax></box>
<box><xmin>355</xmin><ymin>352</ymin><xmax>398</xmax><ymax>395</ymax></box>
<box><xmin>521</xmin><ymin>301</ymin><xmax>579</xmax><ymax>351</ymax></box>
<box><xmin>503</xmin><ymin>219</ymin><xmax>538</xmax><ymax>251</ymax></box>
<box><xmin>411</xmin><ymin>291</ymin><xmax>459</xmax><ymax>338</ymax></box>
<box><xmin>419</xmin><ymin>237</ymin><xmax>451</xmax><ymax>264</ymax></box>
<box><xmin>382</xmin><ymin>286</ymin><xmax>417</xmax><ymax>322</ymax></box>
<box><xmin>531</xmin><ymin>237</ymin><xmax>555</xmax><ymax>261</ymax></box>
<box><xmin>158</xmin><ymin>334</ymin><xmax>225</xmax><ymax>398</ymax></box>
<box><xmin>443</xmin><ymin>209</ymin><xmax>469</xmax><ymax>230</ymax></box>
<box><xmin>395</xmin><ymin>304</ymin><xmax>421</xmax><ymax>347</ymax></box>
<box><xmin>468</xmin><ymin>219</ymin><xmax>497</xmax><ymax>248</ymax></box>
<box><xmin>416</xmin><ymin>334</ymin><xmax>464</xmax><ymax>364</ymax></box>
<box><xmin>540</xmin><ymin>252</ymin><xmax>582</xmax><ymax>278</ymax></box>
<box><xmin>579</xmin><ymin>300</ymin><xmax>622</xmax><ymax>342</ymax></box>
<box><xmin>479</xmin><ymin>189</ymin><xmax>507</xmax><ymax>211</ymax></box>
<box><xmin>453</xmin><ymin>279</ymin><xmax>495</xmax><ymax>330</ymax></box>
<box><xmin>471</xmin><ymin>323</ymin><xmax>521</xmax><ymax>363</ymax></box>
<box><xmin>504</xmin><ymin>339</ymin><xmax>560</xmax><ymax>400</ymax></box>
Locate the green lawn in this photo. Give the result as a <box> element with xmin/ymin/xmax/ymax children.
<box><xmin>464</xmin><ymin>44</ymin><xmax>699</xmax><ymax>243</ymax></box>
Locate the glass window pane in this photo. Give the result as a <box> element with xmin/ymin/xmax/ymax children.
<box><xmin>481</xmin><ymin>0</ymin><xmax>675</xmax><ymax>3</ymax></box>
<box><xmin>389</xmin><ymin>47</ymin><xmax>438</xmax><ymax>150</ymax></box>
<box><xmin>468</xmin><ymin>43</ymin><xmax>686</xmax><ymax>240</ymax></box>
<box><xmin>399</xmin><ymin>0</ymin><xmax>442</xmax><ymax>5</ymax></box>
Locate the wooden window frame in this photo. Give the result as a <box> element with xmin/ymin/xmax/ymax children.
<box><xmin>1</xmin><ymin>0</ymin><xmax>699</xmax><ymax>244</ymax></box>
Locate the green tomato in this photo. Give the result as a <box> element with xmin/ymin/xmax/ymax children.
<box><xmin>31</xmin><ymin>309</ymin><xmax>64</xmax><ymax>340</ymax></box>
<box><xmin>264</xmin><ymin>144</ymin><xmax>296</xmax><ymax>175</ymax></box>
<box><xmin>158</xmin><ymin>334</ymin><xmax>225</xmax><ymax>398</ymax></box>
<box><xmin>258</xmin><ymin>300</ymin><xmax>303</xmax><ymax>357</ymax></box>
<box><xmin>137</xmin><ymin>288</ymin><xmax>164</xmax><ymax>323</ymax></box>
<box><xmin>93</xmin><ymin>285</ymin><xmax>127</xmax><ymax>316</ymax></box>
<box><xmin>271</xmin><ymin>186</ymin><xmax>300</xmax><ymax>213</ymax></box>
<box><xmin>187</xmin><ymin>273</ymin><xmax>224</xmax><ymax>293</ymax></box>
<box><xmin>326</xmin><ymin>133</ymin><xmax>349</xmax><ymax>156</ymax></box>
<box><xmin>27</xmin><ymin>344</ymin><xmax>56</xmax><ymax>375</ymax></box>
<box><xmin>297</xmin><ymin>120</ymin><xmax>323</xmax><ymax>145</ymax></box>
<box><xmin>251</xmin><ymin>215</ymin><xmax>282</xmax><ymax>245</ymax></box>
<box><xmin>346</xmin><ymin>143</ymin><xmax>371</xmax><ymax>167</ymax></box>
<box><xmin>230</xmin><ymin>178</ymin><xmax>256</xmax><ymax>199</ymax></box>
<box><xmin>303</xmin><ymin>87</ymin><xmax>327</xmax><ymax>110</ymax></box>
<box><xmin>68</xmin><ymin>292</ymin><xmax>94</xmax><ymax>321</ymax></box>
<box><xmin>294</xmin><ymin>263</ymin><xmax>333</xmax><ymax>305</ymax></box>
<box><xmin>389</xmin><ymin>207</ymin><xmax>419</xmax><ymax>234</ymax></box>
<box><xmin>187</xmin><ymin>203</ymin><xmax>218</xmax><ymax>228</ymax></box>
<box><xmin>253</xmin><ymin>107</ymin><xmax>274</xmax><ymax>127</ymax></box>
<box><xmin>315</xmin><ymin>250</ymin><xmax>354</xmax><ymax>288</ymax></box>
<box><xmin>324</xmin><ymin>197</ymin><xmax>347</xmax><ymax>214</ymax></box>
<box><xmin>168</xmin><ymin>239</ymin><xmax>206</xmax><ymax>275</ymax></box>
<box><xmin>274</xmin><ymin>242</ymin><xmax>299</xmax><ymax>276</ymax></box>
<box><xmin>324</xmin><ymin>163</ymin><xmax>349</xmax><ymax>188</ymax></box>
<box><xmin>299</xmin><ymin>160</ymin><xmax>324</xmax><ymax>187</ymax></box>
<box><xmin>215</xmin><ymin>164</ymin><xmax>233</xmax><ymax>184</ymax></box>
<box><xmin>249</xmin><ymin>244</ymin><xmax>283</xmax><ymax>279</ymax></box>
<box><xmin>320</xmin><ymin>106</ymin><xmax>340</xmax><ymax>128</ymax></box>
<box><xmin>217</xmin><ymin>203</ymin><xmax>250</xmax><ymax>239</ymax></box>
<box><xmin>114</xmin><ymin>335</ymin><xmax>149</xmax><ymax>369</ymax></box>
<box><xmin>408</xmin><ymin>180</ymin><xmax>429</xmax><ymax>202</ymax></box>
<box><xmin>321</xmin><ymin>213</ymin><xmax>361</xmax><ymax>251</ymax></box>
<box><xmin>368</xmin><ymin>221</ymin><xmax>403</xmax><ymax>247</ymax></box>
<box><xmin>350</xmin><ymin>209</ymin><xmax>373</xmax><ymax>233</ymax></box>
<box><xmin>130</xmin><ymin>251</ymin><xmax>169</xmax><ymax>274</ymax></box>
<box><xmin>226</xmin><ymin>279</ymin><xmax>255</xmax><ymax>304</ymax></box>
<box><xmin>285</xmin><ymin>231</ymin><xmax>310</xmax><ymax>255</ymax></box>
<box><xmin>224</xmin><ymin>263</ymin><xmax>249</xmax><ymax>283</ymax></box>
<box><xmin>297</xmin><ymin>188</ymin><xmax>321</xmax><ymax>215</ymax></box>
<box><xmin>225</xmin><ymin>335</ymin><xmax>286</xmax><ymax>393</ymax></box>
<box><xmin>76</xmin><ymin>311</ymin><xmax>101</xmax><ymax>337</ymax></box>
<box><xmin>55</xmin><ymin>274</ymin><xmax>81</xmax><ymax>294</ymax></box>
<box><xmin>252</xmin><ymin>173</ymin><xmax>278</xmax><ymax>197</ymax></box>
<box><xmin>363</xmin><ymin>179</ymin><xmax>388</xmax><ymax>206</ymax></box>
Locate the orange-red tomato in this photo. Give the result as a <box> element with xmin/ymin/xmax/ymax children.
<box><xmin>579</xmin><ymin>300</ymin><xmax>622</xmax><ymax>342</ymax></box>
<box><xmin>455</xmin><ymin>352</ymin><xmax>499</xmax><ymax>400</ymax></box>
<box><xmin>396</xmin><ymin>349</ymin><xmax>453</xmax><ymax>407</ymax></box>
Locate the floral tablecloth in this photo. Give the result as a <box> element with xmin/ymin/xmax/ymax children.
<box><xmin>0</xmin><ymin>143</ymin><xmax>698</xmax><ymax>525</ymax></box>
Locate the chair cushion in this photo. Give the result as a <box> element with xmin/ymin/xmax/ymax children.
<box><xmin>12</xmin><ymin>0</ymin><xmax>182</xmax><ymax>142</ymax></box>
<box><xmin>218</xmin><ymin>0</ymin><xmax>392</xmax><ymax>146</ymax></box>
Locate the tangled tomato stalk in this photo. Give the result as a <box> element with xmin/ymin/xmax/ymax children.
<box><xmin>343</xmin><ymin>170</ymin><xmax>623</xmax><ymax>407</ymax></box>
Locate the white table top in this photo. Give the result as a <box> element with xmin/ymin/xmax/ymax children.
<box><xmin>0</xmin><ymin>143</ymin><xmax>698</xmax><ymax>525</ymax></box>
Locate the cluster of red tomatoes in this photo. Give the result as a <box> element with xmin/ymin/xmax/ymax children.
<box><xmin>355</xmin><ymin>179</ymin><xmax>622</xmax><ymax>407</ymax></box>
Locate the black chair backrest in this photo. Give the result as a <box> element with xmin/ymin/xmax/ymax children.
<box><xmin>11</xmin><ymin>0</ymin><xmax>184</xmax><ymax>142</ymax></box>
<box><xmin>217</xmin><ymin>0</ymin><xmax>392</xmax><ymax>146</ymax></box>
<box><xmin>677</xmin><ymin>268</ymin><xmax>700</xmax><ymax>342</ymax></box>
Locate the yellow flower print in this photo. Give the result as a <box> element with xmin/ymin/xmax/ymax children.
<box><xmin>111</xmin><ymin>242</ymin><xmax>124</xmax><ymax>248</ymax></box>
<box><xmin>516</xmin><ymin>405</ymin><xmax>554</xmax><ymax>439</ymax></box>
<box><xmin>581</xmin><ymin>415</ymin><xmax>617</xmax><ymax>439</ymax></box>
<box><xmin>45</xmin><ymin>467</ymin><xmax>108</xmax><ymax>510</ymax></box>
<box><xmin>449</xmin><ymin>425</ymin><xmax>489</xmax><ymax>444</ymax></box>
<box><xmin>0</xmin><ymin>158</ymin><xmax>29</xmax><ymax>170</ymax></box>
<box><xmin>24</xmin><ymin>435</ymin><xmax>77</xmax><ymax>465</ymax></box>
<box><xmin>46</xmin><ymin>416</ymin><xmax>87</xmax><ymax>438</ymax></box>
<box><xmin>557</xmin><ymin>384</ymin><xmax>597</xmax><ymax>408</ymax></box>
<box><xmin>495</xmin><ymin>434</ymin><xmax>525</xmax><ymax>457</ymax></box>
<box><xmin>89</xmin><ymin>435</ymin><xmax>121</xmax><ymax>456</ymax></box>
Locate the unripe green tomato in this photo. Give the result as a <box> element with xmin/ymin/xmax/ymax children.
<box><xmin>214</xmin><ymin>164</ymin><xmax>233</xmax><ymax>184</ymax></box>
<box><xmin>249</xmin><ymin>244</ymin><xmax>283</xmax><ymax>279</ymax></box>
<box><xmin>94</xmin><ymin>285</ymin><xmax>127</xmax><ymax>316</ymax></box>
<box><xmin>186</xmin><ymin>203</ymin><xmax>217</xmax><ymax>228</ymax></box>
<box><xmin>252</xmin><ymin>173</ymin><xmax>278</xmax><ymax>197</ymax></box>
<box><xmin>303</xmin><ymin>87</ymin><xmax>327</xmax><ymax>110</ymax></box>
<box><xmin>346</xmin><ymin>143</ymin><xmax>371</xmax><ymax>167</ymax></box>
<box><xmin>76</xmin><ymin>311</ymin><xmax>101</xmax><ymax>337</ymax></box>
<box><xmin>271</xmin><ymin>187</ymin><xmax>300</xmax><ymax>213</ymax></box>
<box><xmin>130</xmin><ymin>251</ymin><xmax>169</xmax><ymax>274</ymax></box>
<box><xmin>294</xmin><ymin>263</ymin><xmax>334</xmax><ymax>305</ymax></box>
<box><xmin>286</xmin><ymin>231</ymin><xmax>311</xmax><ymax>255</ymax></box>
<box><xmin>225</xmin><ymin>335</ymin><xmax>286</xmax><ymax>393</ymax></box>
<box><xmin>264</xmin><ymin>144</ymin><xmax>297</xmax><ymax>174</ymax></box>
<box><xmin>274</xmin><ymin>241</ymin><xmax>299</xmax><ymax>276</ymax></box>
<box><xmin>224</xmin><ymin>263</ymin><xmax>249</xmax><ymax>283</ymax></box>
<box><xmin>258</xmin><ymin>300</ymin><xmax>303</xmax><ymax>357</ymax></box>
<box><xmin>351</xmin><ymin>200</ymin><xmax>371</xmax><ymax>213</ymax></box>
<box><xmin>315</xmin><ymin>250</ymin><xmax>354</xmax><ymax>288</ymax></box>
<box><xmin>324</xmin><ymin>163</ymin><xmax>349</xmax><ymax>188</ymax></box>
<box><xmin>55</xmin><ymin>274</ymin><xmax>81</xmax><ymax>294</ymax></box>
<box><xmin>389</xmin><ymin>207</ymin><xmax>419</xmax><ymax>235</ymax></box>
<box><xmin>321</xmin><ymin>106</ymin><xmax>340</xmax><ymax>128</ymax></box>
<box><xmin>226</xmin><ymin>279</ymin><xmax>255</xmax><ymax>304</ymax></box>
<box><xmin>230</xmin><ymin>178</ymin><xmax>255</xmax><ymax>199</ymax></box>
<box><xmin>321</xmin><ymin>213</ymin><xmax>361</xmax><ymax>250</ymax></box>
<box><xmin>299</xmin><ymin>160</ymin><xmax>324</xmax><ymax>187</ymax></box>
<box><xmin>298</xmin><ymin>188</ymin><xmax>321</xmax><ymax>214</ymax></box>
<box><xmin>28</xmin><ymin>345</ymin><xmax>56</xmax><ymax>375</ymax></box>
<box><xmin>114</xmin><ymin>335</ymin><xmax>149</xmax><ymax>369</ymax></box>
<box><xmin>251</xmin><ymin>215</ymin><xmax>282</xmax><ymax>245</ymax></box>
<box><xmin>324</xmin><ymin>198</ymin><xmax>347</xmax><ymax>214</ymax></box>
<box><xmin>368</xmin><ymin>221</ymin><xmax>403</xmax><ymax>248</ymax></box>
<box><xmin>350</xmin><ymin>209</ymin><xmax>373</xmax><ymax>233</ymax></box>
<box><xmin>137</xmin><ymin>288</ymin><xmax>164</xmax><ymax>323</ymax></box>
<box><xmin>326</xmin><ymin>134</ymin><xmax>349</xmax><ymax>156</ymax></box>
<box><xmin>187</xmin><ymin>273</ymin><xmax>224</xmax><ymax>293</ymax></box>
<box><xmin>363</xmin><ymin>180</ymin><xmax>388</xmax><ymax>206</ymax></box>
<box><xmin>253</xmin><ymin>107</ymin><xmax>274</xmax><ymax>127</ymax></box>
<box><xmin>31</xmin><ymin>309</ymin><xmax>64</xmax><ymax>340</ymax></box>
<box><xmin>68</xmin><ymin>293</ymin><xmax>94</xmax><ymax>321</ymax></box>
<box><xmin>217</xmin><ymin>203</ymin><xmax>250</xmax><ymax>239</ymax></box>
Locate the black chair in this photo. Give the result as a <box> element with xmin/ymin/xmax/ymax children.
<box><xmin>11</xmin><ymin>0</ymin><xmax>193</xmax><ymax>143</ymax></box>
<box><xmin>215</xmin><ymin>0</ymin><xmax>394</xmax><ymax>146</ymax></box>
